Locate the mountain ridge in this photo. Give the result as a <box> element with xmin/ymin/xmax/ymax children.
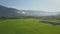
<box><xmin>0</xmin><ymin>5</ymin><xmax>60</xmax><ymax>17</ymax></box>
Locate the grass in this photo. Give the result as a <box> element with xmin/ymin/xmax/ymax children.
<box><xmin>0</xmin><ymin>18</ymin><xmax>60</xmax><ymax>34</ymax></box>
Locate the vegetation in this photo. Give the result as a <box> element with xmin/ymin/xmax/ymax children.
<box><xmin>0</xmin><ymin>18</ymin><xmax>60</xmax><ymax>34</ymax></box>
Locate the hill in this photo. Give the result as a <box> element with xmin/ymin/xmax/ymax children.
<box><xmin>0</xmin><ymin>5</ymin><xmax>60</xmax><ymax>18</ymax></box>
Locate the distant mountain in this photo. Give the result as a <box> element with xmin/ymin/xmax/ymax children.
<box><xmin>0</xmin><ymin>5</ymin><xmax>59</xmax><ymax>17</ymax></box>
<box><xmin>18</xmin><ymin>10</ymin><xmax>58</xmax><ymax>16</ymax></box>
<box><xmin>0</xmin><ymin>5</ymin><xmax>19</xmax><ymax>17</ymax></box>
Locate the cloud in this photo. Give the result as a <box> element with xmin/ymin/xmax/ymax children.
<box><xmin>50</xmin><ymin>0</ymin><xmax>60</xmax><ymax>5</ymax></box>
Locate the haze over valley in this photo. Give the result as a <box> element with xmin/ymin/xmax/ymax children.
<box><xmin>0</xmin><ymin>5</ymin><xmax>60</xmax><ymax>17</ymax></box>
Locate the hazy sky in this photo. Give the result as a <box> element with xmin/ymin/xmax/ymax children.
<box><xmin>0</xmin><ymin>0</ymin><xmax>60</xmax><ymax>12</ymax></box>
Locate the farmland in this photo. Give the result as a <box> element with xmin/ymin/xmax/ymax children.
<box><xmin>0</xmin><ymin>18</ymin><xmax>60</xmax><ymax>34</ymax></box>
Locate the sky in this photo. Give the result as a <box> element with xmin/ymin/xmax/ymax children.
<box><xmin>0</xmin><ymin>0</ymin><xmax>60</xmax><ymax>12</ymax></box>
